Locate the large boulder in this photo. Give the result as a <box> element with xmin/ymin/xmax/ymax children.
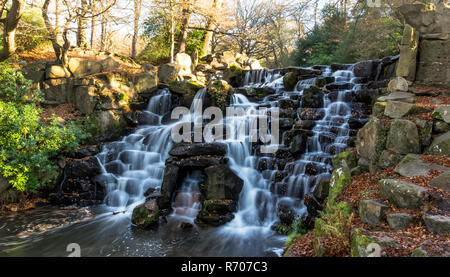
<box><xmin>353</xmin><ymin>60</ymin><xmax>378</xmax><ymax>79</ymax></box>
<box><xmin>394</xmin><ymin>154</ymin><xmax>449</xmax><ymax>178</ymax></box>
<box><xmin>422</xmin><ymin>214</ymin><xmax>450</xmax><ymax>235</ymax></box>
<box><xmin>175</xmin><ymin>53</ymin><xmax>192</xmax><ymax>76</ymax></box>
<box><xmin>43</xmin><ymin>78</ymin><xmax>74</xmax><ymax>104</ymax></box>
<box><xmin>46</xmin><ymin>64</ymin><xmax>71</xmax><ymax>79</ymax></box>
<box><xmin>379</xmin><ymin>179</ymin><xmax>429</xmax><ymax>209</ymax></box>
<box><xmin>384</xmin><ymin>101</ymin><xmax>414</xmax><ymax>119</ymax></box>
<box><xmin>158</xmin><ymin>164</ymin><xmax>179</xmax><ymax>209</ymax></box>
<box><xmin>415</xmin><ymin>39</ymin><xmax>450</xmax><ymax>87</ymax></box>
<box><xmin>430</xmin><ymin>171</ymin><xmax>450</xmax><ymax>192</ymax></box>
<box><xmin>386</xmin><ymin>119</ymin><xmax>420</xmax><ymax>154</ymax></box>
<box><xmin>133</xmin><ymin>72</ymin><xmax>158</xmax><ymax>94</ymax></box>
<box><xmin>158</xmin><ymin>63</ymin><xmax>182</xmax><ymax>84</ymax></box>
<box><xmin>425</xmin><ymin>130</ymin><xmax>450</xmax><ymax>156</ymax></box>
<box><xmin>386</xmin><ymin>213</ymin><xmax>415</xmax><ymax>230</ymax></box>
<box><xmin>97</xmin><ymin>110</ymin><xmax>122</xmax><ymax>134</ymax></box>
<box><xmin>206</xmin><ymin>79</ymin><xmax>233</xmax><ymax>110</ymax></box>
<box><xmin>68</xmin><ymin>58</ymin><xmax>103</xmax><ymax>78</ymax></box>
<box><xmin>101</xmin><ymin>56</ymin><xmax>122</xmax><ymax>71</ymax></box>
<box><xmin>356</xmin><ymin>117</ymin><xmax>386</xmax><ymax>169</ymax></box>
<box><xmin>204</xmin><ymin>165</ymin><xmax>243</xmax><ymax>201</ymax></box>
<box><xmin>358</xmin><ymin>199</ymin><xmax>389</xmax><ymax>226</ymax></box>
<box><xmin>396</xmin><ymin>24</ymin><xmax>419</xmax><ymax>81</ymax></box>
<box><xmin>74</xmin><ymin>86</ymin><xmax>97</xmax><ymax>115</ymax></box>
<box><xmin>169</xmin><ymin>143</ymin><xmax>227</xmax><ymax>157</ymax></box>
<box><xmin>168</xmin><ymin>80</ymin><xmax>203</xmax><ymax>107</ymax></box>
<box><xmin>398</xmin><ymin>2</ymin><xmax>450</xmax><ymax>37</ymax></box>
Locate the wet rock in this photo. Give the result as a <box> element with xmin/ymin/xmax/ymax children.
<box><xmin>358</xmin><ymin>199</ymin><xmax>389</xmax><ymax>226</ymax></box>
<box><xmin>354</xmin><ymin>89</ymin><xmax>378</xmax><ymax>105</ymax></box>
<box><xmin>379</xmin><ymin>179</ymin><xmax>429</xmax><ymax>209</ymax></box>
<box><xmin>202</xmin><ymin>199</ymin><xmax>237</xmax><ymax>215</ymax></box>
<box><xmin>204</xmin><ymin>165</ymin><xmax>243</xmax><ymax>201</ymax></box>
<box><xmin>196</xmin><ymin>211</ymin><xmax>234</xmax><ymax>227</ymax></box>
<box><xmin>169</xmin><ymin>143</ymin><xmax>227</xmax><ymax>157</ymax></box>
<box><xmin>422</xmin><ymin>214</ymin><xmax>450</xmax><ymax>235</ymax></box>
<box><xmin>324</xmin><ymin>83</ymin><xmax>354</xmax><ymax>91</ymax></box>
<box><xmin>353</xmin><ymin>60</ymin><xmax>378</xmax><ymax>79</ymax></box>
<box><xmin>331</xmin><ymin>63</ymin><xmax>349</xmax><ymax>71</ymax></box>
<box><xmin>131</xmin><ymin>199</ymin><xmax>159</xmax><ymax>229</ymax></box>
<box><xmin>304</xmin><ymin>194</ymin><xmax>322</xmax><ymax>218</ymax></box>
<box><xmin>313</xmin><ymin>179</ymin><xmax>330</xmax><ymax>201</ymax></box>
<box><xmin>302</xmin><ymin>86</ymin><xmax>324</xmax><ymax>108</ymax></box>
<box><xmin>300</xmin><ymin>108</ymin><xmax>325</xmax><ymax>121</ymax></box>
<box><xmin>386</xmin><ymin>119</ymin><xmax>420</xmax><ymax>155</ymax></box>
<box><xmin>66</xmin><ymin>157</ymin><xmax>101</xmax><ymax>178</ymax></box>
<box><xmin>386</xmin><ymin>213</ymin><xmax>415</xmax><ymax>230</ymax></box>
<box><xmin>425</xmin><ymin>130</ymin><xmax>450</xmax><ymax>156</ymax></box>
<box><xmin>159</xmin><ymin>164</ymin><xmax>179</xmax><ymax>209</ymax></box>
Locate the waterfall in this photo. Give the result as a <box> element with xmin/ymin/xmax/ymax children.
<box><xmin>93</xmin><ymin>65</ymin><xmax>368</xmax><ymax>256</ymax></box>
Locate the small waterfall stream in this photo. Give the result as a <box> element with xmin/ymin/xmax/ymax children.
<box><xmin>0</xmin><ymin>65</ymin><xmax>371</xmax><ymax>257</ymax></box>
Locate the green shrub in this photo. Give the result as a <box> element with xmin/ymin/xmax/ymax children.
<box><xmin>0</xmin><ymin>62</ymin><xmax>86</xmax><ymax>192</ymax></box>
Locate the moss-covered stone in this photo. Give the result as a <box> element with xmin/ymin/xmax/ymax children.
<box><xmin>350</xmin><ymin>228</ymin><xmax>376</xmax><ymax>257</ymax></box>
<box><xmin>202</xmin><ymin>199</ymin><xmax>235</xmax><ymax>215</ymax></box>
<box><xmin>372</xmin><ymin>102</ymin><xmax>387</xmax><ymax>118</ymax></box>
<box><xmin>386</xmin><ymin>119</ymin><xmax>420</xmax><ymax>154</ymax></box>
<box><xmin>169</xmin><ymin>80</ymin><xmax>204</xmax><ymax>107</ymax></box>
<box><xmin>332</xmin><ymin>151</ymin><xmax>357</xmax><ymax>170</ymax></box>
<box><xmin>131</xmin><ymin>201</ymin><xmax>159</xmax><ymax>229</ymax></box>
<box><xmin>207</xmin><ymin>79</ymin><xmax>233</xmax><ymax>110</ymax></box>
<box><xmin>379</xmin><ymin>179</ymin><xmax>429</xmax><ymax>209</ymax></box>
<box><xmin>425</xmin><ymin>130</ymin><xmax>450</xmax><ymax>156</ymax></box>
<box><xmin>328</xmin><ymin>166</ymin><xmax>351</xmax><ymax>203</ymax></box>
<box><xmin>356</xmin><ymin>117</ymin><xmax>387</xmax><ymax>171</ymax></box>
<box><xmin>358</xmin><ymin>199</ymin><xmax>389</xmax><ymax>226</ymax></box>
<box><xmin>411</xmin><ymin>246</ymin><xmax>429</xmax><ymax>257</ymax></box>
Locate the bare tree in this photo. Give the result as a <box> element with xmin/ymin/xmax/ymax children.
<box><xmin>0</xmin><ymin>0</ymin><xmax>26</xmax><ymax>61</ymax></box>
<box><xmin>200</xmin><ymin>0</ymin><xmax>221</xmax><ymax>56</ymax></box>
<box><xmin>131</xmin><ymin>0</ymin><xmax>143</xmax><ymax>58</ymax></box>
<box><xmin>42</xmin><ymin>0</ymin><xmax>117</xmax><ymax>66</ymax></box>
<box><xmin>90</xmin><ymin>0</ymin><xmax>97</xmax><ymax>50</ymax></box>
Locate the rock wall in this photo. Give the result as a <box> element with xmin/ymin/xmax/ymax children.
<box><xmin>397</xmin><ymin>2</ymin><xmax>450</xmax><ymax>87</ymax></box>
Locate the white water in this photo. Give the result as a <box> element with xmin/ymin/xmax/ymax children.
<box><xmin>93</xmin><ymin>65</ymin><xmax>365</xmax><ymax>256</ymax></box>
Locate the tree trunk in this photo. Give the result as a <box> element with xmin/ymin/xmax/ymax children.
<box><xmin>91</xmin><ymin>0</ymin><xmax>97</xmax><ymax>50</ymax></box>
<box><xmin>169</xmin><ymin>0</ymin><xmax>174</xmax><ymax>63</ymax></box>
<box><xmin>0</xmin><ymin>0</ymin><xmax>26</xmax><ymax>61</ymax></box>
<box><xmin>314</xmin><ymin>0</ymin><xmax>318</xmax><ymax>27</ymax></box>
<box><xmin>131</xmin><ymin>0</ymin><xmax>142</xmax><ymax>59</ymax></box>
<box><xmin>55</xmin><ymin>0</ymin><xmax>62</xmax><ymax>43</ymax></box>
<box><xmin>201</xmin><ymin>0</ymin><xmax>220</xmax><ymax>56</ymax></box>
<box><xmin>100</xmin><ymin>4</ymin><xmax>109</xmax><ymax>51</ymax></box>
<box><xmin>77</xmin><ymin>0</ymin><xmax>88</xmax><ymax>48</ymax></box>
<box><xmin>178</xmin><ymin>0</ymin><xmax>195</xmax><ymax>54</ymax></box>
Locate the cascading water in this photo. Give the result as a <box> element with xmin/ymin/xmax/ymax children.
<box><xmin>0</xmin><ymin>65</ymin><xmax>371</xmax><ymax>257</ymax></box>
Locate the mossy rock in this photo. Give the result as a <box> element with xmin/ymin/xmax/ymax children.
<box><xmin>350</xmin><ymin>228</ymin><xmax>376</xmax><ymax>257</ymax></box>
<box><xmin>425</xmin><ymin>130</ymin><xmax>450</xmax><ymax>156</ymax></box>
<box><xmin>131</xmin><ymin>201</ymin><xmax>159</xmax><ymax>229</ymax></box>
<box><xmin>207</xmin><ymin>79</ymin><xmax>233</xmax><ymax>110</ymax></box>
<box><xmin>386</xmin><ymin>119</ymin><xmax>420</xmax><ymax>155</ymax></box>
<box><xmin>411</xmin><ymin>246</ymin><xmax>429</xmax><ymax>257</ymax></box>
<box><xmin>372</xmin><ymin>102</ymin><xmax>387</xmax><ymax>118</ymax></box>
<box><xmin>202</xmin><ymin>199</ymin><xmax>235</xmax><ymax>215</ymax></box>
<box><xmin>169</xmin><ymin>80</ymin><xmax>204</xmax><ymax>107</ymax></box>
<box><xmin>332</xmin><ymin>151</ymin><xmax>357</xmax><ymax>170</ymax></box>
<box><xmin>328</xmin><ymin>166</ymin><xmax>351</xmax><ymax>203</ymax></box>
